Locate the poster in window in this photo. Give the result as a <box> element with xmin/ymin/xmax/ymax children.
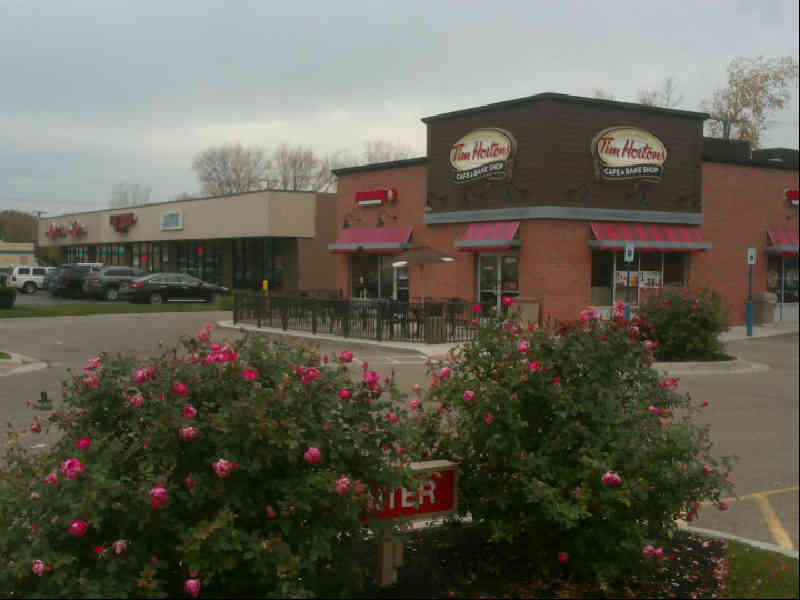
<box><xmin>639</xmin><ymin>271</ymin><xmax>662</xmax><ymax>289</ymax></box>
<box><xmin>615</xmin><ymin>271</ymin><xmax>640</xmax><ymax>287</ymax></box>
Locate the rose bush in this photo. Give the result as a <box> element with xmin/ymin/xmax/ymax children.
<box><xmin>636</xmin><ymin>286</ymin><xmax>730</xmax><ymax>361</ymax></box>
<box><xmin>0</xmin><ymin>328</ymin><xmax>416</xmax><ymax>598</ymax></box>
<box><xmin>411</xmin><ymin>300</ymin><xmax>734</xmax><ymax>583</ymax></box>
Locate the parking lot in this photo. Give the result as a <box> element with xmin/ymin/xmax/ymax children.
<box><xmin>13</xmin><ymin>288</ymin><xmax>108</xmax><ymax>305</ymax></box>
<box><xmin>0</xmin><ymin>312</ymin><xmax>797</xmax><ymax>553</ymax></box>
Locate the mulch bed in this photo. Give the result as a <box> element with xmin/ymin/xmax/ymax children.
<box><xmin>359</xmin><ymin>526</ymin><xmax>728</xmax><ymax>599</ymax></box>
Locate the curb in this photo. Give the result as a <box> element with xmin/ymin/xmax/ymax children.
<box><xmin>216</xmin><ymin>320</ymin><xmax>458</xmax><ymax>358</ymax></box>
<box><xmin>653</xmin><ymin>358</ymin><xmax>771</xmax><ymax>376</ymax></box>
<box><xmin>678</xmin><ymin>524</ymin><xmax>799</xmax><ymax>559</ymax></box>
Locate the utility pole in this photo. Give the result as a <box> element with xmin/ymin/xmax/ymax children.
<box><xmin>33</xmin><ymin>210</ymin><xmax>47</xmax><ymax>265</ymax></box>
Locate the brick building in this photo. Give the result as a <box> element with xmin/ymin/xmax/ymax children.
<box><xmin>330</xmin><ymin>93</ymin><xmax>798</xmax><ymax>325</ymax></box>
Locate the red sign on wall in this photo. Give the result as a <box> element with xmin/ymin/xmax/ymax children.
<box><xmin>367</xmin><ymin>460</ymin><xmax>458</xmax><ymax>520</ymax></box>
<box><xmin>355</xmin><ymin>188</ymin><xmax>397</xmax><ymax>207</ymax></box>
<box><xmin>110</xmin><ymin>213</ymin><xmax>137</xmax><ymax>233</ymax></box>
<box><xmin>786</xmin><ymin>189</ymin><xmax>799</xmax><ymax>207</ymax></box>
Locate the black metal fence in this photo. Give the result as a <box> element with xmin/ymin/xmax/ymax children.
<box><xmin>232</xmin><ymin>290</ymin><xmax>495</xmax><ymax>343</ymax></box>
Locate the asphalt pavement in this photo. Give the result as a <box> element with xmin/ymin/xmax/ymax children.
<box><xmin>1</xmin><ymin>311</ymin><xmax>797</xmax><ymax>554</ymax></box>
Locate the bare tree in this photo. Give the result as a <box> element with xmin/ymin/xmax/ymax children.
<box><xmin>191</xmin><ymin>143</ymin><xmax>271</xmax><ymax>196</ymax></box>
<box><xmin>593</xmin><ymin>88</ymin><xmax>616</xmax><ymax>101</ymax></box>
<box><xmin>363</xmin><ymin>140</ymin><xmax>413</xmax><ymax>163</ymax></box>
<box><xmin>702</xmin><ymin>56</ymin><xmax>798</xmax><ymax>148</ymax></box>
<box><xmin>0</xmin><ymin>210</ymin><xmax>37</xmax><ymax>242</ymax></box>
<box><xmin>110</xmin><ymin>183</ymin><xmax>151</xmax><ymax>208</ymax></box>
<box><xmin>270</xmin><ymin>144</ymin><xmax>350</xmax><ymax>192</ymax></box>
<box><xmin>638</xmin><ymin>77</ymin><xmax>684</xmax><ymax>108</ymax></box>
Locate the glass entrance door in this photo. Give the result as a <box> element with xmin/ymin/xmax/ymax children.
<box><xmin>478</xmin><ymin>254</ymin><xmax>519</xmax><ymax>309</ymax></box>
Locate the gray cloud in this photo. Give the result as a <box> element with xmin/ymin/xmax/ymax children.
<box><xmin>1</xmin><ymin>0</ymin><xmax>797</xmax><ymax>215</ymax></box>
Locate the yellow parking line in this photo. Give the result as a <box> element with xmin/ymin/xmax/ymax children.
<box><xmin>754</xmin><ymin>494</ymin><xmax>795</xmax><ymax>550</ymax></box>
<box><xmin>700</xmin><ymin>485</ymin><xmax>799</xmax><ymax>506</ymax></box>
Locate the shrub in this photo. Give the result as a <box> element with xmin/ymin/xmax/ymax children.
<box><xmin>0</xmin><ymin>286</ymin><xmax>16</xmax><ymax>309</ymax></box>
<box><xmin>0</xmin><ymin>326</ymin><xmax>416</xmax><ymax>598</ymax></box>
<box><xmin>636</xmin><ymin>287</ymin><xmax>730</xmax><ymax>361</ymax></box>
<box><xmin>216</xmin><ymin>294</ymin><xmax>234</xmax><ymax>311</ymax></box>
<box><xmin>411</xmin><ymin>300</ymin><xmax>734</xmax><ymax>584</ymax></box>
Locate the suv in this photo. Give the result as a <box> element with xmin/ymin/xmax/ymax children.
<box><xmin>86</xmin><ymin>266</ymin><xmax>147</xmax><ymax>300</ymax></box>
<box><xmin>7</xmin><ymin>265</ymin><xmax>57</xmax><ymax>294</ymax></box>
<box><xmin>49</xmin><ymin>265</ymin><xmax>102</xmax><ymax>298</ymax></box>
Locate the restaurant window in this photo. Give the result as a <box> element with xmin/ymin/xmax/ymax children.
<box><xmin>232</xmin><ymin>237</ymin><xmax>290</xmax><ymax>291</ymax></box>
<box><xmin>478</xmin><ymin>254</ymin><xmax>520</xmax><ymax>309</ymax></box>
<box><xmin>590</xmin><ymin>250</ymin><xmax>688</xmax><ymax>307</ymax></box>
<box><xmin>768</xmin><ymin>255</ymin><xmax>799</xmax><ymax>303</ymax></box>
<box><xmin>348</xmin><ymin>255</ymin><xmax>408</xmax><ymax>301</ymax></box>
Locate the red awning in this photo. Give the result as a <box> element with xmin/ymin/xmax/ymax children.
<box><xmin>589</xmin><ymin>222</ymin><xmax>710</xmax><ymax>252</ymax></box>
<box><xmin>767</xmin><ymin>228</ymin><xmax>799</xmax><ymax>256</ymax></box>
<box><xmin>328</xmin><ymin>226</ymin><xmax>413</xmax><ymax>254</ymax></box>
<box><xmin>455</xmin><ymin>221</ymin><xmax>521</xmax><ymax>252</ymax></box>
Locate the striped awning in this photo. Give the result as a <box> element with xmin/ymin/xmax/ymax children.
<box><xmin>328</xmin><ymin>226</ymin><xmax>413</xmax><ymax>254</ymax></box>
<box><xmin>455</xmin><ymin>221</ymin><xmax>521</xmax><ymax>252</ymax></box>
<box><xmin>766</xmin><ymin>228</ymin><xmax>799</xmax><ymax>256</ymax></box>
<box><xmin>589</xmin><ymin>222</ymin><xmax>711</xmax><ymax>252</ymax></box>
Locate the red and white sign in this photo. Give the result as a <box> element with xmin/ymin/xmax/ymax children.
<box><xmin>786</xmin><ymin>188</ymin><xmax>799</xmax><ymax>207</ymax></box>
<box><xmin>592</xmin><ymin>127</ymin><xmax>667</xmax><ymax>182</ymax></box>
<box><xmin>110</xmin><ymin>213</ymin><xmax>137</xmax><ymax>233</ymax></box>
<box><xmin>450</xmin><ymin>128</ymin><xmax>516</xmax><ymax>184</ymax></box>
<box><xmin>367</xmin><ymin>460</ymin><xmax>457</xmax><ymax>520</ymax></box>
<box><xmin>355</xmin><ymin>188</ymin><xmax>397</xmax><ymax>207</ymax></box>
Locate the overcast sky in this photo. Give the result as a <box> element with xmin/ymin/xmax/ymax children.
<box><xmin>1</xmin><ymin>0</ymin><xmax>798</xmax><ymax>217</ymax></box>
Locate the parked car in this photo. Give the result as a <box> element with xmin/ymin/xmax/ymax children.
<box><xmin>7</xmin><ymin>265</ymin><xmax>58</xmax><ymax>294</ymax></box>
<box><xmin>86</xmin><ymin>266</ymin><xmax>147</xmax><ymax>300</ymax></box>
<box><xmin>49</xmin><ymin>264</ymin><xmax>103</xmax><ymax>298</ymax></box>
<box><xmin>120</xmin><ymin>273</ymin><xmax>228</xmax><ymax>304</ymax></box>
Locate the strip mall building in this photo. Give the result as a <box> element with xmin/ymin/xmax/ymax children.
<box><xmin>330</xmin><ymin>93</ymin><xmax>798</xmax><ymax>325</ymax></box>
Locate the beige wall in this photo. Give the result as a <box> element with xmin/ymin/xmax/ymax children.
<box><xmin>0</xmin><ymin>241</ymin><xmax>35</xmax><ymax>267</ymax></box>
<box><xmin>297</xmin><ymin>193</ymin><xmax>339</xmax><ymax>292</ymax></box>
<box><xmin>38</xmin><ymin>190</ymin><xmax>318</xmax><ymax>247</ymax></box>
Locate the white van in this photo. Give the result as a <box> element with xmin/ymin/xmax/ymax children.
<box><xmin>8</xmin><ymin>265</ymin><xmax>58</xmax><ymax>294</ymax></box>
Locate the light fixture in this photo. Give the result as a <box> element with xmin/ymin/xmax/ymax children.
<box><xmin>392</xmin><ymin>260</ymin><xmax>408</xmax><ymax>268</ymax></box>
<box><xmin>442</xmin><ymin>257</ymin><xmax>455</xmax><ymax>262</ymax></box>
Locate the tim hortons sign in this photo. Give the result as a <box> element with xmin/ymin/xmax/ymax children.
<box><xmin>591</xmin><ymin>127</ymin><xmax>668</xmax><ymax>182</ymax></box>
<box><xmin>450</xmin><ymin>128</ymin><xmax>516</xmax><ymax>184</ymax></box>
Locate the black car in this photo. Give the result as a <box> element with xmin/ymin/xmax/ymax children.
<box><xmin>49</xmin><ymin>265</ymin><xmax>101</xmax><ymax>297</ymax></box>
<box><xmin>86</xmin><ymin>266</ymin><xmax>147</xmax><ymax>301</ymax></box>
<box><xmin>119</xmin><ymin>273</ymin><xmax>228</xmax><ymax>304</ymax></box>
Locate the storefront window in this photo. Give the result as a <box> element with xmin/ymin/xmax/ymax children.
<box><xmin>590</xmin><ymin>250</ymin><xmax>688</xmax><ymax>307</ymax></box>
<box><xmin>768</xmin><ymin>255</ymin><xmax>799</xmax><ymax>303</ymax></box>
<box><xmin>232</xmin><ymin>237</ymin><xmax>290</xmax><ymax>291</ymax></box>
<box><xmin>348</xmin><ymin>255</ymin><xmax>407</xmax><ymax>301</ymax></box>
<box><xmin>590</xmin><ymin>251</ymin><xmax>614</xmax><ymax>306</ymax></box>
<box><xmin>478</xmin><ymin>254</ymin><xmax>520</xmax><ymax>309</ymax></box>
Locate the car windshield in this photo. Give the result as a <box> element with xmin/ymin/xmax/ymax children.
<box><xmin>181</xmin><ymin>275</ymin><xmax>202</xmax><ymax>285</ymax></box>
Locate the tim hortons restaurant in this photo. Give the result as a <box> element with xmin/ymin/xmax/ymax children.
<box><xmin>37</xmin><ymin>190</ymin><xmax>339</xmax><ymax>293</ymax></box>
<box><xmin>329</xmin><ymin>93</ymin><xmax>799</xmax><ymax>325</ymax></box>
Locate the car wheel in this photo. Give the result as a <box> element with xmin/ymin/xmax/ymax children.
<box><xmin>23</xmin><ymin>282</ymin><xmax>36</xmax><ymax>294</ymax></box>
<box><xmin>149</xmin><ymin>292</ymin><xmax>163</xmax><ymax>305</ymax></box>
<box><xmin>105</xmin><ymin>287</ymin><xmax>119</xmax><ymax>301</ymax></box>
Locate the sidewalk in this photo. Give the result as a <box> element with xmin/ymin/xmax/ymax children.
<box><xmin>719</xmin><ymin>320</ymin><xmax>799</xmax><ymax>342</ymax></box>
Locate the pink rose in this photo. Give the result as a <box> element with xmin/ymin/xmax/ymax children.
<box><xmin>69</xmin><ymin>519</ymin><xmax>89</xmax><ymax>538</ymax></box>
<box><xmin>30</xmin><ymin>421</ymin><xmax>41</xmax><ymax>434</ymax></box>
<box><xmin>210</xmin><ymin>342</ymin><xmax>221</xmax><ymax>351</ymax></box>
<box><xmin>32</xmin><ymin>559</ymin><xmax>47</xmax><ymax>576</ymax></box>
<box><xmin>242</xmin><ymin>368</ymin><xmax>258</xmax><ymax>381</ymax></box>
<box><xmin>44</xmin><ymin>471</ymin><xmax>58</xmax><ymax>486</ymax></box>
<box><xmin>385</xmin><ymin>412</ymin><xmax>399</xmax><ymax>423</ymax></box>
<box><xmin>438</xmin><ymin>367</ymin><xmax>451</xmax><ymax>380</ymax></box>
<box><xmin>213</xmin><ymin>458</ymin><xmax>238</xmax><ymax>478</ymax></box>
<box><xmin>484</xmin><ymin>413</ymin><xmax>494</xmax><ymax>425</ymax></box>
<box><xmin>60</xmin><ymin>458</ymin><xmax>85</xmax><ymax>481</ymax></box>
<box><xmin>409</xmin><ymin>398</ymin><xmax>420</xmax><ymax>410</ymax></box>
<box><xmin>601</xmin><ymin>471</ymin><xmax>622</xmax><ymax>486</ymax></box>
<box><xmin>552</xmin><ymin>376</ymin><xmax>561</xmax><ymax>384</ymax></box>
<box><xmin>702</xmin><ymin>465</ymin><xmax>713</xmax><ymax>475</ymax></box>
<box><xmin>171</xmin><ymin>382</ymin><xmax>189</xmax><ymax>396</ymax></box>
<box><xmin>654</xmin><ymin>547</ymin><xmax>664</xmax><ymax>559</ymax></box>
<box><xmin>579</xmin><ymin>307</ymin><xmax>600</xmax><ymax>322</ymax></box>
<box><xmin>184</xmin><ymin>474</ymin><xmax>197</xmax><ymax>490</ymax></box>
<box><xmin>642</xmin><ymin>544</ymin><xmax>656</xmax><ymax>558</ymax></box>
<box><xmin>304</xmin><ymin>447</ymin><xmax>322</xmax><ymax>464</ymax></box>
<box><xmin>527</xmin><ymin>360</ymin><xmax>542</xmax><ymax>372</ymax></box>
<box><xmin>180</xmin><ymin>426</ymin><xmax>199</xmax><ymax>441</ymax></box>
<box><xmin>644</xmin><ymin>340</ymin><xmax>656</xmax><ymax>351</ymax></box>
<box><xmin>338</xmin><ymin>388</ymin><xmax>352</xmax><ymax>400</ymax></box>
<box><xmin>472</xmin><ymin>304</ymin><xmax>482</xmax><ymax>313</ymax></box>
<box><xmin>112</xmin><ymin>539</ymin><xmax>127</xmax><ymax>554</ymax></box>
<box><xmin>134</xmin><ymin>366</ymin><xmax>156</xmax><ymax>383</ymax></box>
<box><xmin>462</xmin><ymin>390</ymin><xmax>475</xmax><ymax>402</ymax></box>
<box><xmin>85</xmin><ymin>357</ymin><xmax>103</xmax><ymax>371</ymax></box>
<box><xmin>83</xmin><ymin>374</ymin><xmax>99</xmax><ymax>388</ymax></box>
<box><xmin>183</xmin><ymin>404</ymin><xmax>198</xmax><ymax>419</ymax></box>
<box><xmin>339</xmin><ymin>350</ymin><xmax>354</xmax><ymax>363</ymax></box>
<box><xmin>203</xmin><ymin>322</ymin><xmax>215</xmax><ymax>332</ymax></box>
<box><xmin>363</xmin><ymin>370</ymin><xmax>381</xmax><ymax>387</ymax></box>
<box><xmin>335</xmin><ymin>475</ymin><xmax>351</xmax><ymax>495</ymax></box>
<box><xmin>184</xmin><ymin>578</ymin><xmax>201</xmax><ymax>598</ymax></box>
<box><xmin>659</xmin><ymin>378</ymin><xmax>679</xmax><ymax>391</ymax></box>
<box><xmin>718</xmin><ymin>502</ymin><xmax>729</xmax><ymax>511</ymax></box>
<box><xmin>149</xmin><ymin>484</ymin><xmax>169</xmax><ymax>509</ymax></box>
<box><xmin>519</xmin><ymin>341</ymin><xmax>530</xmax><ymax>353</ymax></box>
<box><xmin>501</xmin><ymin>295</ymin><xmax>514</xmax><ymax>307</ymax></box>
<box><xmin>93</xmin><ymin>545</ymin><xmax>106</xmax><ymax>558</ymax></box>
<box><xmin>412</xmin><ymin>384</ymin><xmax>423</xmax><ymax>393</ymax></box>
<box><xmin>302</xmin><ymin>367</ymin><xmax>322</xmax><ymax>385</ymax></box>
<box><xmin>648</xmin><ymin>406</ymin><xmax>662</xmax><ymax>415</ymax></box>
<box><xmin>126</xmin><ymin>392</ymin><xmax>144</xmax><ymax>408</ymax></box>
<box><xmin>558</xmin><ymin>552</ymin><xmax>570</xmax><ymax>563</ymax></box>
<box><xmin>76</xmin><ymin>437</ymin><xmax>91</xmax><ymax>450</ymax></box>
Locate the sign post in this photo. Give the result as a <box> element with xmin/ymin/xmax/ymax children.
<box><xmin>624</xmin><ymin>243</ymin><xmax>635</xmax><ymax>319</ymax></box>
<box><xmin>747</xmin><ymin>248</ymin><xmax>757</xmax><ymax>336</ymax></box>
